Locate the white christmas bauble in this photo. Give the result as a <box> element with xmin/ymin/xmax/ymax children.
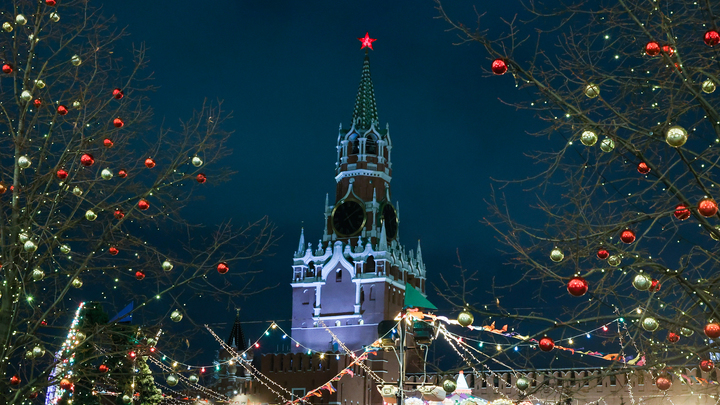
<box><xmin>580</xmin><ymin>130</ymin><xmax>597</xmax><ymax>146</ymax></box>
<box><xmin>60</xmin><ymin>244</ymin><xmax>71</xmax><ymax>254</ymax></box>
<box><xmin>550</xmin><ymin>248</ymin><xmax>564</xmax><ymax>262</ymax></box>
<box><xmin>170</xmin><ymin>310</ymin><xmax>183</xmax><ymax>322</ymax></box>
<box><xmin>71</xmin><ymin>55</ymin><xmax>81</xmax><ymax>66</ymax></box>
<box><xmin>49</xmin><ymin>12</ymin><xmax>60</xmax><ymax>22</ymax></box>
<box><xmin>162</xmin><ymin>261</ymin><xmax>173</xmax><ymax>272</ymax></box>
<box><xmin>632</xmin><ymin>274</ymin><xmax>651</xmax><ymax>291</ymax></box>
<box><xmin>665</xmin><ymin>125</ymin><xmax>687</xmax><ymax>148</ymax></box>
<box><xmin>72</xmin><ymin>100</ymin><xmax>81</xmax><ymax>108</ymax></box>
<box><xmin>600</xmin><ymin>138</ymin><xmax>615</xmax><ymax>152</ymax></box>
<box><xmin>72</xmin><ymin>186</ymin><xmax>82</xmax><ymax>196</ymax></box>
<box><xmin>15</xmin><ymin>14</ymin><xmax>27</xmax><ymax>25</ymax></box>
<box><xmin>24</xmin><ymin>240</ymin><xmax>37</xmax><ymax>252</ymax></box>
<box><xmin>20</xmin><ymin>90</ymin><xmax>32</xmax><ymax>102</ymax></box>
<box><xmin>585</xmin><ymin>83</ymin><xmax>600</xmax><ymax>98</ymax></box>
<box><xmin>703</xmin><ymin>79</ymin><xmax>716</xmax><ymax>94</ymax></box>
<box><xmin>191</xmin><ymin>156</ymin><xmax>203</xmax><ymax>167</ymax></box>
<box><xmin>2</xmin><ymin>22</ymin><xmax>12</xmax><ymax>32</ymax></box>
<box><xmin>101</xmin><ymin>168</ymin><xmax>113</xmax><ymax>180</ymax></box>
<box><xmin>32</xmin><ymin>268</ymin><xmax>44</xmax><ymax>281</ymax></box>
<box><xmin>35</xmin><ymin>79</ymin><xmax>45</xmax><ymax>89</ymax></box>
<box><xmin>18</xmin><ymin>156</ymin><xmax>31</xmax><ymax>168</ymax></box>
<box><xmin>85</xmin><ymin>210</ymin><xmax>97</xmax><ymax>221</ymax></box>
<box><xmin>72</xmin><ymin>278</ymin><xmax>83</xmax><ymax>288</ymax></box>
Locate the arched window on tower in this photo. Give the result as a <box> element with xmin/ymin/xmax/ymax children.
<box><xmin>369</xmin><ymin>286</ymin><xmax>375</xmax><ymax>301</ymax></box>
<box><xmin>348</xmin><ymin>134</ymin><xmax>359</xmax><ymax>155</ymax></box>
<box><xmin>366</xmin><ymin>256</ymin><xmax>376</xmax><ymax>273</ymax></box>
<box><xmin>302</xmin><ymin>289</ymin><xmax>310</xmax><ymax>305</ymax></box>
<box><xmin>336</xmin><ymin>269</ymin><xmax>342</xmax><ymax>282</ymax></box>
<box><xmin>307</xmin><ymin>262</ymin><xmax>315</xmax><ymax>278</ymax></box>
<box><xmin>365</xmin><ymin>136</ymin><xmax>377</xmax><ymax>155</ymax></box>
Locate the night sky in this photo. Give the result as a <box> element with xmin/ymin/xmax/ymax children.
<box><xmin>101</xmin><ymin>1</ymin><xmax>544</xmax><ymax>353</ymax></box>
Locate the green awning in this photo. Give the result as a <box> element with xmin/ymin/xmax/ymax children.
<box><xmin>404</xmin><ymin>282</ymin><xmax>437</xmax><ymax>310</ymax></box>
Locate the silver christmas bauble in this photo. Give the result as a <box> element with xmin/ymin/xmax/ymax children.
<box><xmin>642</xmin><ymin>317</ymin><xmax>659</xmax><ymax>332</ymax></box>
<box><xmin>166</xmin><ymin>374</ymin><xmax>179</xmax><ymax>386</ymax></box>
<box><xmin>24</xmin><ymin>240</ymin><xmax>37</xmax><ymax>252</ymax></box>
<box><xmin>550</xmin><ymin>248</ymin><xmax>564</xmax><ymax>262</ymax></box>
<box><xmin>585</xmin><ymin>83</ymin><xmax>600</xmax><ymax>98</ymax></box>
<box><xmin>188</xmin><ymin>374</ymin><xmax>199</xmax><ymax>384</ymax></box>
<box><xmin>632</xmin><ymin>274</ymin><xmax>651</xmax><ymax>291</ymax></box>
<box><xmin>25</xmin><ymin>350</ymin><xmax>34</xmax><ymax>359</ymax></box>
<box><xmin>20</xmin><ymin>90</ymin><xmax>32</xmax><ymax>102</ymax></box>
<box><xmin>32</xmin><ymin>346</ymin><xmax>45</xmax><ymax>358</ymax></box>
<box><xmin>72</xmin><ymin>186</ymin><xmax>83</xmax><ymax>196</ymax></box>
<box><xmin>35</xmin><ymin>79</ymin><xmax>45</xmax><ymax>89</ymax></box>
<box><xmin>72</xmin><ymin>278</ymin><xmax>83</xmax><ymax>288</ymax></box>
<box><xmin>516</xmin><ymin>377</ymin><xmax>530</xmax><ymax>391</ymax></box>
<box><xmin>122</xmin><ymin>395</ymin><xmax>132</xmax><ymax>404</ymax></box>
<box><xmin>15</xmin><ymin>14</ymin><xmax>27</xmax><ymax>25</ymax></box>
<box><xmin>457</xmin><ymin>311</ymin><xmax>474</xmax><ymax>327</ymax></box>
<box><xmin>680</xmin><ymin>327</ymin><xmax>694</xmax><ymax>337</ymax></box>
<box><xmin>607</xmin><ymin>255</ymin><xmax>621</xmax><ymax>267</ymax></box>
<box><xmin>19</xmin><ymin>232</ymin><xmax>29</xmax><ymax>243</ymax></box>
<box><xmin>32</xmin><ymin>268</ymin><xmax>44</xmax><ymax>281</ymax></box>
<box><xmin>703</xmin><ymin>79</ymin><xmax>716</xmax><ymax>94</ymax></box>
<box><xmin>85</xmin><ymin>210</ymin><xmax>97</xmax><ymax>221</ymax></box>
<box><xmin>60</xmin><ymin>244</ymin><xmax>71</xmax><ymax>254</ymax></box>
<box><xmin>442</xmin><ymin>379</ymin><xmax>456</xmax><ymax>394</ymax></box>
<box><xmin>49</xmin><ymin>12</ymin><xmax>60</xmax><ymax>22</ymax></box>
<box><xmin>101</xmin><ymin>168</ymin><xmax>113</xmax><ymax>180</ymax></box>
<box><xmin>170</xmin><ymin>310</ymin><xmax>183</xmax><ymax>322</ymax></box>
<box><xmin>18</xmin><ymin>156</ymin><xmax>31</xmax><ymax>168</ymax></box>
<box><xmin>191</xmin><ymin>156</ymin><xmax>203</xmax><ymax>167</ymax></box>
<box><xmin>2</xmin><ymin>22</ymin><xmax>12</xmax><ymax>32</ymax></box>
<box><xmin>162</xmin><ymin>261</ymin><xmax>173</xmax><ymax>272</ymax></box>
<box><xmin>600</xmin><ymin>138</ymin><xmax>615</xmax><ymax>152</ymax></box>
<box><xmin>665</xmin><ymin>126</ymin><xmax>688</xmax><ymax>148</ymax></box>
<box><xmin>580</xmin><ymin>130</ymin><xmax>598</xmax><ymax>146</ymax></box>
<box><xmin>71</xmin><ymin>55</ymin><xmax>81</xmax><ymax>66</ymax></box>
<box><xmin>72</xmin><ymin>101</ymin><xmax>81</xmax><ymax>108</ymax></box>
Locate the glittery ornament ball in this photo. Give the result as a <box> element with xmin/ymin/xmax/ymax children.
<box><xmin>637</xmin><ymin>162</ymin><xmax>650</xmax><ymax>174</ymax></box>
<box><xmin>567</xmin><ymin>277</ymin><xmax>588</xmax><ymax>297</ymax></box>
<box><xmin>491</xmin><ymin>59</ymin><xmax>508</xmax><ymax>75</ymax></box>
<box><xmin>698</xmin><ymin>198</ymin><xmax>718</xmax><ymax>217</ymax></box>
<box><xmin>620</xmin><ymin>229</ymin><xmax>636</xmax><ymax>244</ymax></box>
<box><xmin>539</xmin><ymin>337</ymin><xmax>554</xmax><ymax>352</ymax></box>
<box><xmin>705</xmin><ymin>30</ymin><xmax>720</xmax><ymax>46</ymax></box>
<box><xmin>645</xmin><ymin>41</ymin><xmax>660</xmax><ymax>56</ymax></box>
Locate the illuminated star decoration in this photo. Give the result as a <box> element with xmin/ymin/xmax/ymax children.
<box><xmin>358</xmin><ymin>32</ymin><xmax>377</xmax><ymax>50</ymax></box>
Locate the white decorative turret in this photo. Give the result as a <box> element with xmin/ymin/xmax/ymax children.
<box><xmin>295</xmin><ymin>228</ymin><xmax>305</xmax><ymax>258</ymax></box>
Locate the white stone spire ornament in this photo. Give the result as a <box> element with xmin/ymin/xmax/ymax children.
<box><xmin>297</xmin><ymin>228</ymin><xmax>305</xmax><ymax>255</ymax></box>
<box><xmin>416</xmin><ymin>240</ymin><xmax>423</xmax><ymax>262</ymax></box>
<box><xmin>379</xmin><ymin>221</ymin><xmax>388</xmax><ymax>251</ymax></box>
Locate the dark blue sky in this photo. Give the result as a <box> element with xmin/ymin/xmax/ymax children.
<box><xmin>103</xmin><ymin>1</ymin><xmax>539</xmax><ymax>342</ymax></box>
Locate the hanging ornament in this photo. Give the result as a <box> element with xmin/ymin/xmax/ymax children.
<box><xmin>71</xmin><ymin>278</ymin><xmax>83</xmax><ymax>288</ymax></box>
<box><xmin>80</xmin><ymin>154</ymin><xmax>94</xmax><ymax>166</ymax></box>
<box><xmin>76</xmin><ymin>331</ymin><xmax>85</xmax><ymax>341</ymax></box>
<box><xmin>584</xmin><ymin>83</ymin><xmax>600</xmax><ymax>98</ymax></box>
<box><xmin>667</xmin><ymin>332</ymin><xmax>679</xmax><ymax>343</ymax></box>
<box><xmin>188</xmin><ymin>374</ymin><xmax>199</xmax><ymax>384</ymax></box>
<box><xmin>674</xmin><ymin>204</ymin><xmax>690</xmax><ymax>220</ymax></box>
<box><xmin>642</xmin><ymin>317</ymin><xmax>659</xmax><ymax>332</ymax></box>
<box><xmin>649</xmin><ymin>279</ymin><xmax>661</xmax><ymax>292</ymax></box>
<box><xmin>2</xmin><ymin>64</ymin><xmax>12</xmax><ymax>74</ymax></box>
<box><xmin>442</xmin><ymin>379</ymin><xmax>456</xmax><ymax>393</ymax></box>
<box><xmin>457</xmin><ymin>311</ymin><xmax>474</xmax><ymax>327</ymax></box>
<box><xmin>665</xmin><ymin>125</ymin><xmax>687</xmax><ymax>147</ymax></box>
<box><xmin>144</xmin><ymin>158</ymin><xmax>156</xmax><ymax>168</ymax></box>
<box><xmin>85</xmin><ymin>210</ymin><xmax>97</xmax><ymax>221</ymax></box>
<box><xmin>549</xmin><ymin>248</ymin><xmax>564</xmax><ymax>262</ymax></box>
<box><xmin>103</xmin><ymin>138</ymin><xmax>114</xmax><ymax>148</ymax></box>
<box><xmin>645</xmin><ymin>41</ymin><xmax>660</xmax><ymax>56</ymax></box>
<box><xmin>99</xmin><ymin>168</ymin><xmax>113</xmax><ymax>180</ymax></box>
<box><xmin>138</xmin><ymin>199</ymin><xmax>149</xmax><ymax>210</ymax></box>
<box><xmin>27</xmin><ymin>391</ymin><xmax>38</xmax><ymax>400</ymax></box>
<box><xmin>703</xmin><ymin>79</ymin><xmax>716</xmax><ymax>94</ymax></box>
<box><xmin>600</xmin><ymin>137</ymin><xmax>614</xmax><ymax>152</ymax></box>
<box><xmin>57</xmin><ymin>105</ymin><xmax>68</xmax><ymax>115</ymax></box>
<box><xmin>112</xmin><ymin>118</ymin><xmax>125</xmax><ymax>128</ymax></box>
<box><xmin>491</xmin><ymin>59</ymin><xmax>508</xmax><ymax>75</ymax></box>
<box><xmin>701</xmin><ymin>359</ymin><xmax>715</xmax><ymax>372</ymax></box>
<box><xmin>580</xmin><ymin>130</ymin><xmax>598</xmax><ymax>146</ymax></box>
<box><xmin>166</xmin><ymin>374</ymin><xmax>179</xmax><ymax>386</ymax></box>
<box><xmin>114</xmin><ymin>209</ymin><xmax>125</xmax><ymax>220</ymax></box>
<box><xmin>632</xmin><ymin>274</ymin><xmax>651</xmax><ymax>291</ymax></box>
<box><xmin>33</xmin><ymin>99</ymin><xmax>41</xmax><ymax>108</ymax></box>
<box><xmin>637</xmin><ymin>162</ymin><xmax>650</xmax><ymax>174</ymax></box>
<box><xmin>32</xmin><ymin>268</ymin><xmax>44</xmax><ymax>281</ymax></box>
<box><xmin>656</xmin><ymin>376</ymin><xmax>671</xmax><ymax>391</ymax></box>
<box><xmin>620</xmin><ymin>229</ymin><xmax>636</xmax><ymax>244</ymax></box>
<box><xmin>99</xmin><ymin>364</ymin><xmax>109</xmax><ymax>373</ymax></box>
<box><xmin>118</xmin><ymin>169</ymin><xmax>128</xmax><ymax>178</ymax></box>
<box><xmin>217</xmin><ymin>262</ymin><xmax>230</xmax><ymax>274</ymax></box>
<box><xmin>607</xmin><ymin>255</ymin><xmax>621</xmax><ymax>266</ymax></box>
<box><xmin>135</xmin><ymin>271</ymin><xmax>145</xmax><ymax>280</ymax></box>
<box><xmin>19</xmin><ymin>233</ymin><xmax>29</xmax><ymax>243</ymax></box>
<box><xmin>56</xmin><ymin>169</ymin><xmax>68</xmax><ymax>179</ymax></box>
<box><xmin>681</xmin><ymin>327</ymin><xmax>694</xmax><ymax>337</ymax></box>
<box><xmin>162</xmin><ymin>261</ymin><xmax>173</xmax><ymax>272</ymax></box>
<box><xmin>515</xmin><ymin>377</ymin><xmax>529</xmax><ymax>391</ymax></box>
<box><xmin>15</xmin><ymin>14</ymin><xmax>27</xmax><ymax>25</ymax></box>
<box><xmin>122</xmin><ymin>395</ymin><xmax>131</xmax><ymax>404</ymax></box>
<box><xmin>10</xmin><ymin>375</ymin><xmax>20</xmax><ymax>386</ymax></box>
<box><xmin>20</xmin><ymin>90</ymin><xmax>32</xmax><ymax>102</ymax></box>
<box><xmin>45</xmin><ymin>0</ymin><xmax>57</xmax><ymax>6</ymax></box>
<box><xmin>32</xmin><ymin>346</ymin><xmax>45</xmax><ymax>358</ymax></box>
<box><xmin>72</xmin><ymin>100</ymin><xmax>81</xmax><ymax>109</ymax></box>
<box><xmin>698</xmin><ymin>198</ymin><xmax>718</xmax><ymax>217</ymax></box>
<box><xmin>597</xmin><ymin>249</ymin><xmax>609</xmax><ymax>260</ymax></box>
<box><xmin>24</xmin><ymin>240</ymin><xmax>37</xmax><ymax>253</ymax></box>
<box><xmin>0</xmin><ymin>183</ymin><xmax>6</xmax><ymax>194</ymax></box>
<box><xmin>711</xmin><ymin>225</ymin><xmax>720</xmax><ymax>241</ymax></box>
<box><xmin>704</xmin><ymin>322</ymin><xmax>720</xmax><ymax>339</ymax></box>
<box><xmin>538</xmin><ymin>337</ymin><xmax>554</xmax><ymax>351</ymax></box>
<box><xmin>18</xmin><ymin>156</ymin><xmax>31</xmax><ymax>169</ymax></box>
<box><xmin>2</xmin><ymin>22</ymin><xmax>12</xmax><ymax>32</ymax></box>
<box><xmin>191</xmin><ymin>156</ymin><xmax>203</xmax><ymax>167</ymax></box>
<box><xmin>71</xmin><ymin>55</ymin><xmax>81</xmax><ymax>66</ymax></box>
<box><xmin>72</xmin><ymin>186</ymin><xmax>82</xmax><ymax>196</ymax></box>
<box><xmin>705</xmin><ymin>30</ymin><xmax>720</xmax><ymax>46</ymax></box>
<box><xmin>59</xmin><ymin>378</ymin><xmax>72</xmax><ymax>390</ymax></box>
<box><xmin>60</xmin><ymin>244</ymin><xmax>71</xmax><ymax>254</ymax></box>
<box><xmin>49</xmin><ymin>12</ymin><xmax>59</xmax><ymax>22</ymax></box>
<box><xmin>113</xmin><ymin>88</ymin><xmax>124</xmax><ymax>99</ymax></box>
<box><xmin>196</xmin><ymin>173</ymin><xmax>207</xmax><ymax>183</ymax></box>
<box><xmin>34</xmin><ymin>79</ymin><xmax>45</xmax><ymax>88</ymax></box>
<box><xmin>109</xmin><ymin>247</ymin><xmax>119</xmax><ymax>255</ymax></box>
<box><xmin>567</xmin><ymin>277</ymin><xmax>588</xmax><ymax>297</ymax></box>
<box><xmin>661</xmin><ymin>45</ymin><xmax>674</xmax><ymax>56</ymax></box>
<box><xmin>170</xmin><ymin>310</ymin><xmax>183</xmax><ymax>322</ymax></box>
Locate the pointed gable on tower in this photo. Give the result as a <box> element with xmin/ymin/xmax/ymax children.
<box><xmin>227</xmin><ymin>309</ymin><xmax>247</xmax><ymax>351</ymax></box>
<box><xmin>352</xmin><ymin>54</ymin><xmax>379</xmax><ymax>129</ymax></box>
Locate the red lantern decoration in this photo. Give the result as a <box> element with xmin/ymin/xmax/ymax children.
<box><xmin>667</xmin><ymin>332</ymin><xmax>679</xmax><ymax>343</ymax></box>
<box><xmin>114</xmin><ymin>209</ymin><xmax>124</xmax><ymax>220</ymax></box>
<box><xmin>196</xmin><ymin>173</ymin><xmax>207</xmax><ymax>183</ymax></box>
<box><xmin>705</xmin><ymin>323</ymin><xmax>720</xmax><ymax>339</ymax></box>
<box><xmin>45</xmin><ymin>0</ymin><xmax>57</xmax><ymax>5</ymax></box>
<box><xmin>112</xmin><ymin>88</ymin><xmax>124</xmax><ymax>99</ymax></box>
<box><xmin>217</xmin><ymin>262</ymin><xmax>229</xmax><ymax>274</ymax></box>
<box><xmin>118</xmin><ymin>169</ymin><xmax>127</xmax><ymax>178</ymax></box>
<box><xmin>620</xmin><ymin>229</ymin><xmax>636</xmax><ymax>244</ymax></box>
<box><xmin>662</xmin><ymin>45</ymin><xmax>675</xmax><ymax>56</ymax></box>
<box><xmin>57</xmin><ymin>105</ymin><xmax>68</xmax><ymax>115</ymax></box>
<box><xmin>9</xmin><ymin>375</ymin><xmax>20</xmax><ymax>386</ymax></box>
<box><xmin>135</xmin><ymin>271</ymin><xmax>145</xmax><ymax>280</ymax></box>
<box><xmin>103</xmin><ymin>138</ymin><xmax>114</xmax><ymax>148</ymax></box>
<box><xmin>649</xmin><ymin>279</ymin><xmax>661</xmax><ymax>292</ymax></box>
<box><xmin>597</xmin><ymin>249</ymin><xmax>609</xmax><ymax>260</ymax></box>
<box><xmin>705</xmin><ymin>30</ymin><xmax>720</xmax><ymax>47</ymax></box>
<box><xmin>99</xmin><ymin>364</ymin><xmax>109</xmax><ymax>373</ymax></box>
<box><xmin>56</xmin><ymin>169</ymin><xmax>68</xmax><ymax>180</ymax></box>
<box><xmin>538</xmin><ymin>337</ymin><xmax>554</xmax><ymax>352</ymax></box>
<box><xmin>698</xmin><ymin>198</ymin><xmax>718</xmax><ymax>217</ymax></box>
<box><xmin>637</xmin><ymin>162</ymin><xmax>650</xmax><ymax>174</ymax></box>
<box><xmin>2</xmin><ymin>64</ymin><xmax>12</xmax><ymax>74</ymax></box>
<box><xmin>144</xmin><ymin>158</ymin><xmax>156</xmax><ymax>169</ymax></box>
<box><xmin>109</xmin><ymin>247</ymin><xmax>119</xmax><ymax>255</ymax></box>
<box><xmin>138</xmin><ymin>199</ymin><xmax>149</xmax><ymax>210</ymax></box>
<box><xmin>33</xmin><ymin>99</ymin><xmax>42</xmax><ymax>108</ymax></box>
<box><xmin>567</xmin><ymin>277</ymin><xmax>588</xmax><ymax>297</ymax></box>
<box><xmin>645</xmin><ymin>41</ymin><xmax>660</xmax><ymax>56</ymax></box>
<box><xmin>80</xmin><ymin>154</ymin><xmax>94</xmax><ymax>166</ymax></box>
<box><xmin>674</xmin><ymin>204</ymin><xmax>690</xmax><ymax>220</ymax></box>
<box><xmin>491</xmin><ymin>59</ymin><xmax>508</xmax><ymax>75</ymax></box>
<box><xmin>656</xmin><ymin>376</ymin><xmax>671</xmax><ymax>391</ymax></box>
<box><xmin>59</xmin><ymin>378</ymin><xmax>72</xmax><ymax>390</ymax></box>
<box><xmin>701</xmin><ymin>360</ymin><xmax>715</xmax><ymax>372</ymax></box>
<box><xmin>113</xmin><ymin>118</ymin><xmax>124</xmax><ymax>128</ymax></box>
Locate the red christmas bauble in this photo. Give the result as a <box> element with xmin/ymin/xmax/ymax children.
<box><xmin>118</xmin><ymin>169</ymin><xmax>127</xmax><ymax>178</ymax></box>
<box><xmin>675</xmin><ymin>62</ymin><xmax>682</xmax><ymax>72</ymax></box>
<box><xmin>667</xmin><ymin>332</ymin><xmax>679</xmax><ymax>343</ymax></box>
<box><xmin>698</xmin><ymin>198</ymin><xmax>718</xmax><ymax>217</ymax></box>
<box><xmin>705</xmin><ymin>323</ymin><xmax>720</xmax><ymax>339</ymax></box>
<box><xmin>645</xmin><ymin>41</ymin><xmax>660</xmax><ymax>56</ymax></box>
<box><xmin>144</xmin><ymin>158</ymin><xmax>156</xmax><ymax>169</ymax></box>
<box><xmin>491</xmin><ymin>59</ymin><xmax>508</xmax><ymax>75</ymax></box>
<box><xmin>538</xmin><ymin>337</ymin><xmax>554</xmax><ymax>352</ymax></box>
<box><xmin>45</xmin><ymin>0</ymin><xmax>57</xmax><ymax>5</ymax></box>
<box><xmin>649</xmin><ymin>279</ymin><xmax>661</xmax><ymax>292</ymax></box>
<box><xmin>674</xmin><ymin>204</ymin><xmax>690</xmax><ymax>220</ymax></box>
<box><xmin>138</xmin><ymin>199</ymin><xmax>149</xmax><ymax>210</ymax></box>
<box><xmin>28</xmin><ymin>391</ymin><xmax>38</xmax><ymax>399</ymax></box>
<box><xmin>135</xmin><ymin>271</ymin><xmax>145</xmax><ymax>280</ymax></box>
<box><xmin>56</xmin><ymin>169</ymin><xmax>68</xmax><ymax>179</ymax></box>
<box><xmin>33</xmin><ymin>99</ymin><xmax>42</xmax><ymax>107</ymax></box>
<box><xmin>701</xmin><ymin>359</ymin><xmax>715</xmax><ymax>372</ymax></box>
<box><xmin>2</xmin><ymin>64</ymin><xmax>12</xmax><ymax>74</ymax></box>
<box><xmin>57</xmin><ymin>105</ymin><xmax>68</xmax><ymax>115</ymax></box>
<box><xmin>567</xmin><ymin>277</ymin><xmax>588</xmax><ymax>297</ymax></box>
<box><xmin>637</xmin><ymin>162</ymin><xmax>650</xmax><ymax>174</ymax></box>
<box><xmin>217</xmin><ymin>262</ymin><xmax>229</xmax><ymax>274</ymax></box>
<box><xmin>196</xmin><ymin>173</ymin><xmax>207</xmax><ymax>183</ymax></box>
<box><xmin>109</xmin><ymin>247</ymin><xmax>119</xmax><ymax>255</ymax></box>
<box><xmin>59</xmin><ymin>378</ymin><xmax>71</xmax><ymax>390</ymax></box>
<box><xmin>113</xmin><ymin>118</ymin><xmax>124</xmax><ymax>128</ymax></box>
<box><xmin>114</xmin><ymin>209</ymin><xmax>124</xmax><ymax>220</ymax></box>
<box><xmin>80</xmin><ymin>154</ymin><xmax>94</xmax><ymax>167</ymax></box>
<box><xmin>99</xmin><ymin>364</ymin><xmax>109</xmax><ymax>373</ymax></box>
<box><xmin>656</xmin><ymin>376</ymin><xmax>671</xmax><ymax>391</ymax></box>
<box><xmin>620</xmin><ymin>229</ymin><xmax>636</xmax><ymax>244</ymax></box>
<box><xmin>103</xmin><ymin>138</ymin><xmax>114</xmax><ymax>148</ymax></box>
<box><xmin>662</xmin><ymin>45</ymin><xmax>675</xmax><ymax>56</ymax></box>
<box><xmin>705</xmin><ymin>30</ymin><xmax>720</xmax><ymax>46</ymax></box>
<box><xmin>10</xmin><ymin>375</ymin><xmax>20</xmax><ymax>386</ymax></box>
<box><xmin>597</xmin><ymin>249</ymin><xmax>609</xmax><ymax>260</ymax></box>
<box><xmin>112</xmin><ymin>88</ymin><xmax>124</xmax><ymax>99</ymax></box>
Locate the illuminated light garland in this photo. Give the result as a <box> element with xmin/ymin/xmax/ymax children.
<box><xmin>46</xmin><ymin>302</ymin><xmax>86</xmax><ymax>405</ymax></box>
<box><xmin>317</xmin><ymin>320</ymin><xmax>387</xmax><ymax>385</ymax></box>
<box><xmin>290</xmin><ymin>352</ymin><xmax>371</xmax><ymax>404</ymax></box>
<box><xmin>148</xmin><ymin>356</ymin><xmax>230</xmax><ymax>403</ymax></box>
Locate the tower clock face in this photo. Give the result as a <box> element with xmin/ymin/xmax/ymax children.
<box><xmin>381</xmin><ymin>203</ymin><xmax>398</xmax><ymax>240</ymax></box>
<box><xmin>332</xmin><ymin>200</ymin><xmax>366</xmax><ymax>237</ymax></box>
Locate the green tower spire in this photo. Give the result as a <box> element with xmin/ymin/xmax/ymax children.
<box><xmin>352</xmin><ymin>53</ymin><xmax>379</xmax><ymax>129</ymax></box>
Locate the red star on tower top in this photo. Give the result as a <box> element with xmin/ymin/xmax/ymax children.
<box><xmin>358</xmin><ymin>32</ymin><xmax>377</xmax><ymax>50</ymax></box>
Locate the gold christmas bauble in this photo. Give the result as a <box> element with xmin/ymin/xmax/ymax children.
<box><xmin>457</xmin><ymin>311</ymin><xmax>474</xmax><ymax>327</ymax></box>
<box><xmin>516</xmin><ymin>377</ymin><xmax>530</xmax><ymax>391</ymax></box>
<box><xmin>550</xmin><ymin>248</ymin><xmax>564</xmax><ymax>262</ymax></box>
<box><xmin>32</xmin><ymin>268</ymin><xmax>44</xmax><ymax>281</ymax></box>
<box><xmin>101</xmin><ymin>168</ymin><xmax>113</xmax><ymax>180</ymax></box>
<box><xmin>24</xmin><ymin>241</ymin><xmax>37</xmax><ymax>252</ymax></box>
<box><xmin>703</xmin><ymin>79</ymin><xmax>716</xmax><ymax>94</ymax></box>
<box><xmin>35</xmin><ymin>79</ymin><xmax>45</xmax><ymax>89</ymax></box>
<box><xmin>2</xmin><ymin>22</ymin><xmax>12</xmax><ymax>32</ymax></box>
<box><xmin>188</xmin><ymin>374</ymin><xmax>199</xmax><ymax>384</ymax></box>
<box><xmin>18</xmin><ymin>156</ymin><xmax>31</xmax><ymax>168</ymax></box>
<box><xmin>71</xmin><ymin>55</ymin><xmax>82</xmax><ymax>66</ymax></box>
<box><xmin>72</xmin><ymin>278</ymin><xmax>83</xmax><ymax>288</ymax></box>
<box><xmin>642</xmin><ymin>317</ymin><xmax>659</xmax><ymax>332</ymax></box>
<box><xmin>170</xmin><ymin>310</ymin><xmax>183</xmax><ymax>322</ymax></box>
<box><xmin>167</xmin><ymin>374</ymin><xmax>179</xmax><ymax>386</ymax></box>
<box><xmin>20</xmin><ymin>90</ymin><xmax>32</xmax><ymax>102</ymax></box>
<box><xmin>72</xmin><ymin>100</ymin><xmax>81</xmax><ymax>108</ymax></box>
<box><xmin>60</xmin><ymin>244</ymin><xmax>71</xmax><ymax>254</ymax></box>
<box><xmin>665</xmin><ymin>125</ymin><xmax>688</xmax><ymax>148</ymax></box>
<box><xmin>32</xmin><ymin>346</ymin><xmax>45</xmax><ymax>358</ymax></box>
<box><xmin>19</xmin><ymin>232</ymin><xmax>29</xmax><ymax>243</ymax></box>
<box><xmin>49</xmin><ymin>12</ymin><xmax>60</xmax><ymax>22</ymax></box>
<box><xmin>76</xmin><ymin>331</ymin><xmax>85</xmax><ymax>341</ymax></box>
<box><xmin>162</xmin><ymin>261</ymin><xmax>174</xmax><ymax>272</ymax></box>
<box><xmin>711</xmin><ymin>225</ymin><xmax>720</xmax><ymax>241</ymax></box>
<box><xmin>580</xmin><ymin>130</ymin><xmax>598</xmax><ymax>146</ymax></box>
<box><xmin>442</xmin><ymin>379</ymin><xmax>456</xmax><ymax>393</ymax></box>
<box><xmin>191</xmin><ymin>156</ymin><xmax>203</xmax><ymax>167</ymax></box>
<box><xmin>585</xmin><ymin>83</ymin><xmax>600</xmax><ymax>98</ymax></box>
<box><xmin>600</xmin><ymin>138</ymin><xmax>615</xmax><ymax>152</ymax></box>
<box><xmin>72</xmin><ymin>186</ymin><xmax>83</xmax><ymax>196</ymax></box>
<box><xmin>85</xmin><ymin>210</ymin><xmax>97</xmax><ymax>221</ymax></box>
<box><xmin>15</xmin><ymin>14</ymin><xmax>27</xmax><ymax>25</ymax></box>
<box><xmin>680</xmin><ymin>327</ymin><xmax>694</xmax><ymax>337</ymax></box>
<box><xmin>607</xmin><ymin>255</ymin><xmax>621</xmax><ymax>267</ymax></box>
